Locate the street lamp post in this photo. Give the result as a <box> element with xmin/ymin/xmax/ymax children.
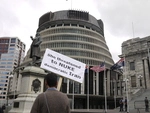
<box><xmin>6</xmin><ymin>74</ymin><xmax>13</xmax><ymax>107</ymax></box>
<box><xmin>147</xmin><ymin>41</ymin><xmax>150</xmax><ymax>65</ymax></box>
<box><xmin>137</xmin><ymin>75</ymin><xmax>143</xmax><ymax>87</ymax></box>
<box><xmin>123</xmin><ymin>78</ymin><xmax>129</xmax><ymax>113</ymax></box>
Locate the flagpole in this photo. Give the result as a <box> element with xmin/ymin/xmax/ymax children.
<box><xmin>87</xmin><ymin>63</ymin><xmax>89</xmax><ymax>111</ymax></box>
<box><xmin>114</xmin><ymin>79</ymin><xmax>117</xmax><ymax>109</ymax></box>
<box><xmin>104</xmin><ymin>60</ymin><xmax>107</xmax><ymax>113</ymax></box>
<box><xmin>66</xmin><ymin>0</ymin><xmax>72</xmax><ymax>9</ymax></box>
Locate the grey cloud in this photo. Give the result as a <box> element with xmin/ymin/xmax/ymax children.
<box><xmin>0</xmin><ymin>0</ymin><xmax>20</xmax><ymax>36</ymax></box>
<box><xmin>94</xmin><ymin>0</ymin><xmax>150</xmax><ymax>38</ymax></box>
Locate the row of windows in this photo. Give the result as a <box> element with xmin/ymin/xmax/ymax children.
<box><xmin>0</xmin><ymin>76</ymin><xmax>8</xmax><ymax>78</ymax></box>
<box><xmin>0</xmin><ymin>84</ymin><xmax>7</xmax><ymax>87</ymax></box>
<box><xmin>0</xmin><ymin>66</ymin><xmax>13</xmax><ymax>68</ymax></box>
<box><xmin>9</xmin><ymin>48</ymin><xmax>15</xmax><ymax>50</ymax></box>
<box><xmin>0</xmin><ymin>71</ymin><xmax>9</xmax><ymax>74</ymax></box>
<box><xmin>40</xmin><ymin>23</ymin><xmax>104</xmax><ymax>36</ymax></box>
<box><xmin>0</xmin><ymin>39</ymin><xmax>9</xmax><ymax>43</ymax></box>
<box><xmin>41</xmin><ymin>27</ymin><xmax>104</xmax><ymax>42</ymax></box>
<box><xmin>1</xmin><ymin>53</ymin><xmax>15</xmax><ymax>57</ymax></box>
<box><xmin>39</xmin><ymin>50</ymin><xmax>112</xmax><ymax>65</ymax></box>
<box><xmin>0</xmin><ymin>48</ymin><xmax>8</xmax><ymax>50</ymax></box>
<box><xmin>0</xmin><ymin>80</ymin><xmax>8</xmax><ymax>82</ymax></box>
<box><xmin>1</xmin><ymin>58</ymin><xmax>14</xmax><ymax>61</ymax></box>
<box><xmin>0</xmin><ymin>96</ymin><xmax>6</xmax><ymax>99</ymax></box>
<box><xmin>42</xmin><ymin>35</ymin><xmax>107</xmax><ymax>49</ymax></box>
<box><xmin>0</xmin><ymin>62</ymin><xmax>13</xmax><ymax>64</ymax></box>
<box><xmin>57</xmin><ymin>50</ymin><xmax>112</xmax><ymax>64</ymax></box>
<box><xmin>41</xmin><ymin>42</ymin><xmax>110</xmax><ymax>56</ymax></box>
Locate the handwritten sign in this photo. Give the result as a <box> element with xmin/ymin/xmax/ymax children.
<box><xmin>40</xmin><ymin>48</ymin><xmax>86</xmax><ymax>83</ymax></box>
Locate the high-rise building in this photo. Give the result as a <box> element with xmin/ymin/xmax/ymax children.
<box><xmin>0</xmin><ymin>37</ymin><xmax>26</xmax><ymax>101</ymax></box>
<box><xmin>22</xmin><ymin>10</ymin><xmax>123</xmax><ymax>109</ymax></box>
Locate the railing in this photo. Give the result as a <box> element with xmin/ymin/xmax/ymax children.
<box><xmin>134</xmin><ymin>100</ymin><xmax>149</xmax><ymax>113</ymax></box>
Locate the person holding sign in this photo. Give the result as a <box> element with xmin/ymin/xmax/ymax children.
<box><xmin>30</xmin><ymin>73</ymin><xmax>70</xmax><ymax>113</ymax></box>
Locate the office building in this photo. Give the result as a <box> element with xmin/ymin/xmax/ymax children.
<box><xmin>0</xmin><ymin>37</ymin><xmax>25</xmax><ymax>101</ymax></box>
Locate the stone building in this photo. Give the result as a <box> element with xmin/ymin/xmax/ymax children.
<box><xmin>120</xmin><ymin>36</ymin><xmax>150</xmax><ymax>97</ymax></box>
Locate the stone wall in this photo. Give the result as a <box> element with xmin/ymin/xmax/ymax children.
<box><xmin>120</xmin><ymin>36</ymin><xmax>150</xmax><ymax>95</ymax></box>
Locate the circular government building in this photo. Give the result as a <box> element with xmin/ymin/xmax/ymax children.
<box><xmin>24</xmin><ymin>10</ymin><xmax>114</xmax><ymax>67</ymax></box>
<box><xmin>23</xmin><ymin>10</ymin><xmax>123</xmax><ymax>109</ymax></box>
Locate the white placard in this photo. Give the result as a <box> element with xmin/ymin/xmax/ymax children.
<box><xmin>40</xmin><ymin>48</ymin><xmax>86</xmax><ymax>83</ymax></box>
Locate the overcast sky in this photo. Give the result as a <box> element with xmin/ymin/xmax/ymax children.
<box><xmin>0</xmin><ymin>0</ymin><xmax>150</xmax><ymax>62</ymax></box>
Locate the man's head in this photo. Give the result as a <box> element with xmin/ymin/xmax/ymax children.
<box><xmin>44</xmin><ymin>73</ymin><xmax>58</xmax><ymax>88</ymax></box>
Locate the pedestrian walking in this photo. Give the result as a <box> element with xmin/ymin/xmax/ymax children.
<box><xmin>119</xmin><ymin>98</ymin><xmax>123</xmax><ymax>112</ymax></box>
<box><xmin>145</xmin><ymin>97</ymin><xmax>149</xmax><ymax>112</ymax></box>
<box><xmin>124</xmin><ymin>97</ymin><xmax>127</xmax><ymax>112</ymax></box>
<box><xmin>30</xmin><ymin>73</ymin><xmax>70</xmax><ymax>113</ymax></box>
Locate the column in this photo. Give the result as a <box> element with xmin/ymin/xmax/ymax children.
<box><xmin>119</xmin><ymin>80</ymin><xmax>122</xmax><ymax>95</ymax></box>
<box><xmin>110</xmin><ymin>80</ymin><xmax>113</xmax><ymax>95</ymax></box>
<box><xmin>96</xmin><ymin>72</ymin><xmax>99</xmax><ymax>95</ymax></box>
<box><xmin>81</xmin><ymin>77</ymin><xmax>84</xmax><ymax>94</ymax></box>
<box><xmin>107</xmin><ymin>70</ymin><xmax>110</xmax><ymax>96</ymax></box>
<box><xmin>17</xmin><ymin>73</ymin><xmax>22</xmax><ymax>92</ymax></box>
<box><xmin>12</xmin><ymin>72</ymin><xmax>17</xmax><ymax>92</ymax></box>
<box><xmin>93</xmin><ymin>72</ymin><xmax>95</xmax><ymax>95</ymax></box>
<box><xmin>144</xmin><ymin>58</ymin><xmax>150</xmax><ymax>88</ymax></box>
<box><xmin>67</xmin><ymin>79</ymin><xmax>69</xmax><ymax>94</ymax></box>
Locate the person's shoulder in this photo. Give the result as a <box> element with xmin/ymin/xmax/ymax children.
<box><xmin>57</xmin><ymin>91</ymin><xmax>68</xmax><ymax>97</ymax></box>
<box><xmin>36</xmin><ymin>92</ymin><xmax>45</xmax><ymax>99</ymax></box>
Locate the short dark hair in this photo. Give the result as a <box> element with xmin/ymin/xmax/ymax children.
<box><xmin>44</xmin><ymin>73</ymin><xmax>57</xmax><ymax>87</ymax></box>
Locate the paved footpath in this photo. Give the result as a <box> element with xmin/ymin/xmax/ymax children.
<box><xmin>71</xmin><ymin>109</ymin><xmax>149</xmax><ymax>113</ymax></box>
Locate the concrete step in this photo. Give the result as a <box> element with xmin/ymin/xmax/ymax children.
<box><xmin>129</xmin><ymin>89</ymin><xmax>150</xmax><ymax>110</ymax></box>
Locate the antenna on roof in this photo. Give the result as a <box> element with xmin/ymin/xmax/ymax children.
<box><xmin>66</xmin><ymin>0</ymin><xmax>72</xmax><ymax>9</ymax></box>
<box><xmin>132</xmin><ymin>22</ymin><xmax>135</xmax><ymax>41</ymax></box>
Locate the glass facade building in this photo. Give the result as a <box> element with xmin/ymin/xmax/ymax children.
<box><xmin>0</xmin><ymin>37</ymin><xmax>26</xmax><ymax>100</ymax></box>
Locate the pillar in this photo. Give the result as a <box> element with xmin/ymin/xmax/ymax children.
<box><xmin>96</xmin><ymin>72</ymin><xmax>99</xmax><ymax>95</ymax></box>
<box><xmin>144</xmin><ymin>58</ymin><xmax>150</xmax><ymax>88</ymax></box>
<box><xmin>67</xmin><ymin>79</ymin><xmax>69</xmax><ymax>94</ymax></box>
<box><xmin>107</xmin><ymin>70</ymin><xmax>110</xmax><ymax>96</ymax></box>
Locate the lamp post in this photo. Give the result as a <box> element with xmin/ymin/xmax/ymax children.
<box><xmin>123</xmin><ymin>78</ymin><xmax>129</xmax><ymax>113</ymax></box>
<box><xmin>137</xmin><ymin>75</ymin><xmax>143</xmax><ymax>87</ymax></box>
<box><xmin>113</xmin><ymin>79</ymin><xmax>117</xmax><ymax>109</ymax></box>
<box><xmin>6</xmin><ymin>74</ymin><xmax>13</xmax><ymax>107</ymax></box>
<box><xmin>147</xmin><ymin>41</ymin><xmax>150</xmax><ymax>65</ymax></box>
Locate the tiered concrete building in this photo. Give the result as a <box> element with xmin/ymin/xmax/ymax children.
<box><xmin>0</xmin><ymin>37</ymin><xmax>25</xmax><ymax>101</ymax></box>
<box><xmin>120</xmin><ymin>36</ymin><xmax>150</xmax><ymax>96</ymax></box>
<box><xmin>21</xmin><ymin>10</ymin><xmax>124</xmax><ymax>109</ymax></box>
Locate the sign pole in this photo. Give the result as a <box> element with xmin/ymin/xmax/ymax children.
<box><xmin>57</xmin><ymin>77</ymin><xmax>63</xmax><ymax>91</ymax></box>
<box><xmin>72</xmin><ymin>81</ymin><xmax>74</xmax><ymax>111</ymax></box>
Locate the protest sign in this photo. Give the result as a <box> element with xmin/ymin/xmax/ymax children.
<box><xmin>40</xmin><ymin>48</ymin><xmax>86</xmax><ymax>83</ymax></box>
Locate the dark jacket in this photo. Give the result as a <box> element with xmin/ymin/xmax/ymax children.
<box><xmin>30</xmin><ymin>90</ymin><xmax>70</xmax><ymax>113</ymax></box>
